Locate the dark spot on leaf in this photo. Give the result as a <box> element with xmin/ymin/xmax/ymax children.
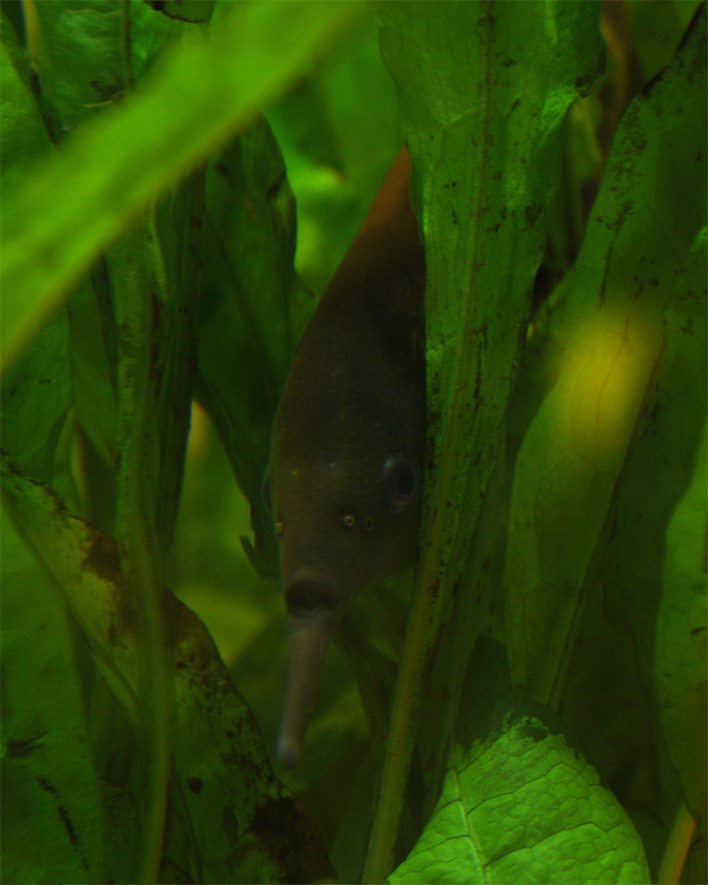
<box><xmin>650</xmin><ymin>278</ymin><xmax>660</xmax><ymax>287</ymax></box>
<box><xmin>690</xmin><ymin>626</ymin><xmax>707</xmax><ymax>636</ymax></box>
<box><xmin>248</xmin><ymin>796</ymin><xmax>335</xmax><ymax>884</ymax></box>
<box><xmin>57</xmin><ymin>804</ymin><xmax>79</xmax><ymax>846</ymax></box>
<box><xmin>38</xmin><ymin>378</ymin><xmax>51</xmax><ymax>385</ymax></box>
<box><xmin>451</xmin><ymin>210</ymin><xmax>458</xmax><ymax>225</ymax></box>
<box><xmin>518</xmin><ymin>719</ymin><xmax>548</xmax><ymax>743</ymax></box>
<box><xmin>186</xmin><ymin>777</ymin><xmax>203</xmax><ymax>794</ymax></box>
<box><xmin>38</xmin><ymin>778</ymin><xmax>88</xmax><ymax>869</ymax></box>
<box><xmin>5</xmin><ymin>731</ymin><xmax>47</xmax><ymax>758</ymax></box>
<box><xmin>38</xmin><ymin>777</ymin><xmax>58</xmax><ymax>795</ymax></box>
<box><xmin>225</xmin><ymin>729</ymin><xmax>234</xmax><ymax>739</ymax></box>
<box><xmin>83</xmin><ymin>531</ymin><xmax>122</xmax><ymax>586</ymax></box>
<box><xmin>220</xmin><ymin>745</ymin><xmax>240</xmax><ymax>768</ymax></box>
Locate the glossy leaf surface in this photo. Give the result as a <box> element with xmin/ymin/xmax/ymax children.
<box><xmin>388</xmin><ymin>716</ymin><xmax>650</xmax><ymax>885</ymax></box>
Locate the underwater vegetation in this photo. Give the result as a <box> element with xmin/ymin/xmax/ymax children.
<box><xmin>1</xmin><ymin>2</ymin><xmax>705</xmax><ymax>883</ymax></box>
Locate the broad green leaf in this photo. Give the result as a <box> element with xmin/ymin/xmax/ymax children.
<box><xmin>152</xmin><ymin>172</ymin><xmax>205</xmax><ymax>555</ymax></box>
<box><xmin>388</xmin><ymin>716</ymin><xmax>650</xmax><ymax>885</ymax></box>
<box><xmin>381</xmin><ymin>0</ymin><xmax>604</xmax><ymax>592</ymax></box>
<box><xmin>1</xmin><ymin>506</ymin><xmax>105</xmax><ymax>884</ymax></box>
<box><xmin>1</xmin><ymin>457</ymin><xmax>335</xmax><ymax>883</ymax></box>
<box><xmin>0</xmin><ymin>1</ymin><xmax>361</xmax><ymax>371</ymax></box>
<box><xmin>30</xmin><ymin>1</ymin><xmax>145</xmax><ymax>137</ymax></box>
<box><xmin>365</xmin><ymin>5</ymin><xmax>605</xmax><ymax>875</ymax></box>
<box><xmin>0</xmin><ymin>307</ymin><xmax>72</xmax><ymax>486</ymax></box>
<box><xmin>504</xmin><ymin>5</ymin><xmax>707</xmax><ymax>703</ymax></box>
<box><xmin>196</xmin><ymin>117</ymin><xmax>313</xmax><ymax>574</ymax></box>
<box><xmin>656</xmin><ymin>424</ymin><xmax>707</xmax><ymax>817</ymax></box>
<box><xmin>0</xmin><ymin>38</ymin><xmax>52</xmax><ymax>190</ymax></box>
<box><xmin>27</xmin><ymin>0</ymin><xmax>188</xmax><ymax>140</ymax></box>
<box><xmin>66</xmin><ymin>274</ymin><xmax>119</xmax><ymax>505</ymax></box>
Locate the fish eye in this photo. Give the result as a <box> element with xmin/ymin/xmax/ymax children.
<box><xmin>382</xmin><ymin>455</ymin><xmax>418</xmax><ymax>511</ymax></box>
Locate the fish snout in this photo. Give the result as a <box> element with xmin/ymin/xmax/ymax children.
<box><xmin>284</xmin><ymin>578</ymin><xmax>339</xmax><ymax>618</ymax></box>
<box><xmin>277</xmin><ymin>584</ymin><xmax>343</xmax><ymax>769</ymax></box>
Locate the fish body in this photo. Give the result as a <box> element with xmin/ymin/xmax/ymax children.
<box><xmin>268</xmin><ymin>148</ymin><xmax>425</xmax><ymax>768</ymax></box>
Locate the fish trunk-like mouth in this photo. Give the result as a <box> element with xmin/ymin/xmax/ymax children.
<box><xmin>284</xmin><ymin>579</ymin><xmax>338</xmax><ymax>618</ymax></box>
<box><xmin>276</xmin><ymin>589</ymin><xmax>341</xmax><ymax>769</ymax></box>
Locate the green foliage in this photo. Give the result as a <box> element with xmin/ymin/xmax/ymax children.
<box><xmin>1</xmin><ymin>2</ymin><xmax>705</xmax><ymax>884</ymax></box>
<box><xmin>365</xmin><ymin>8</ymin><xmax>607</xmax><ymax>876</ymax></box>
<box><xmin>389</xmin><ymin>715</ymin><xmax>650</xmax><ymax>885</ymax></box>
<box><xmin>1</xmin><ymin>506</ymin><xmax>106</xmax><ymax>884</ymax></box>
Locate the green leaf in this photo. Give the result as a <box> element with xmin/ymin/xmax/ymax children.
<box><xmin>1</xmin><ymin>457</ymin><xmax>335</xmax><ymax>882</ymax></box>
<box><xmin>1</xmin><ymin>506</ymin><xmax>105</xmax><ymax>884</ymax></box>
<box><xmin>382</xmin><ymin>1</ymin><xmax>604</xmax><ymax>587</ymax></box>
<box><xmin>504</xmin><ymin>4</ymin><xmax>707</xmax><ymax>704</ymax></box>
<box><xmin>196</xmin><ymin>117</ymin><xmax>313</xmax><ymax>573</ymax></box>
<box><xmin>0</xmin><ymin>37</ymin><xmax>52</xmax><ymax>190</ymax></box>
<box><xmin>365</xmin><ymin>4</ymin><xmax>605</xmax><ymax>876</ymax></box>
<box><xmin>0</xmin><ymin>0</ymin><xmax>361</xmax><ymax>371</ymax></box>
<box><xmin>30</xmin><ymin>1</ymin><xmax>138</xmax><ymax>137</ymax></box>
<box><xmin>656</xmin><ymin>423</ymin><xmax>707</xmax><ymax>817</ymax></box>
<box><xmin>388</xmin><ymin>716</ymin><xmax>650</xmax><ymax>885</ymax></box>
<box><xmin>66</xmin><ymin>274</ymin><xmax>119</xmax><ymax>498</ymax></box>
<box><xmin>28</xmin><ymin>0</ymin><xmax>189</xmax><ymax>140</ymax></box>
<box><xmin>0</xmin><ymin>308</ymin><xmax>72</xmax><ymax>486</ymax></box>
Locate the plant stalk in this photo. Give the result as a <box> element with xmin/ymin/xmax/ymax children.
<box><xmin>657</xmin><ymin>800</ymin><xmax>696</xmax><ymax>885</ymax></box>
<box><xmin>112</xmin><ymin>210</ymin><xmax>171</xmax><ymax>884</ymax></box>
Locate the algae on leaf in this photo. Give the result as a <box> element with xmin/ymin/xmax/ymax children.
<box><xmin>388</xmin><ymin>716</ymin><xmax>650</xmax><ymax>885</ymax></box>
<box><xmin>365</xmin><ymin>5</ymin><xmax>605</xmax><ymax>876</ymax></box>
<box><xmin>378</xmin><ymin>0</ymin><xmax>605</xmax><ymax>616</ymax></box>
<box><xmin>1</xmin><ymin>457</ymin><xmax>335</xmax><ymax>883</ymax></box>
